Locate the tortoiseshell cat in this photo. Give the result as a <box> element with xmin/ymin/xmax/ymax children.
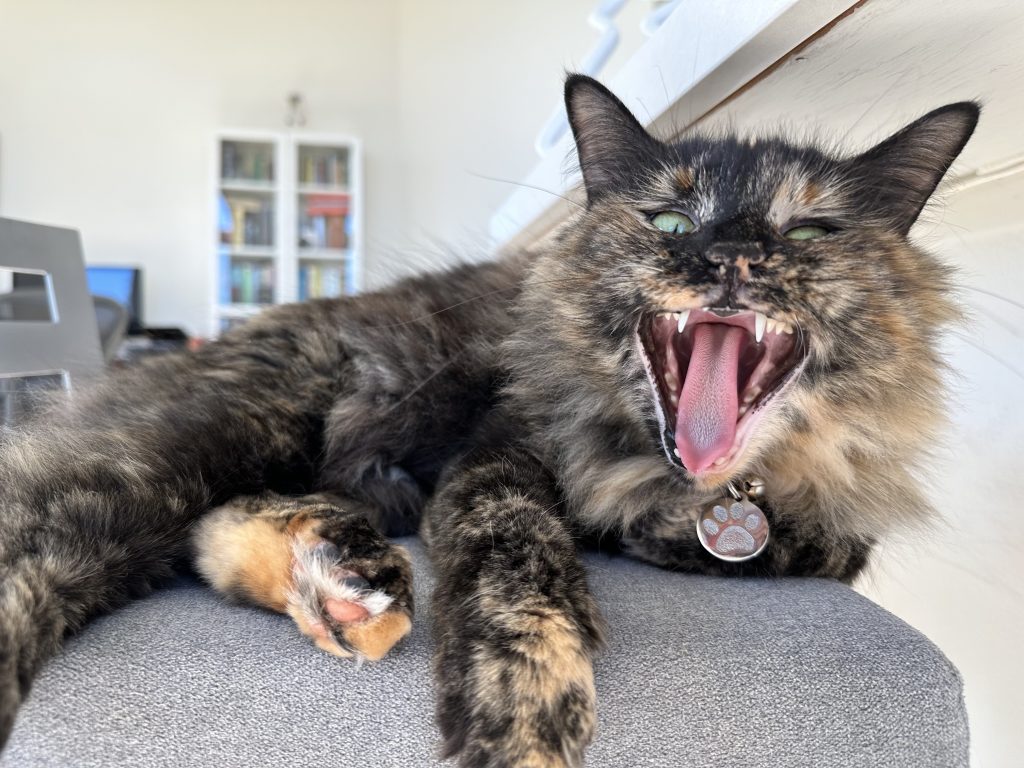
<box><xmin>0</xmin><ymin>75</ymin><xmax>978</xmax><ymax>766</ymax></box>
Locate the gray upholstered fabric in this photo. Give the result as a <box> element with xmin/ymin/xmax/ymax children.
<box><xmin>3</xmin><ymin>538</ymin><xmax>968</xmax><ymax>767</ymax></box>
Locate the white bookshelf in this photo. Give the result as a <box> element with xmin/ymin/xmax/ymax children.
<box><xmin>212</xmin><ymin>131</ymin><xmax>362</xmax><ymax>336</ymax></box>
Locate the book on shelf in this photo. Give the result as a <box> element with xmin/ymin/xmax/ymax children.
<box><xmin>297</xmin><ymin>262</ymin><xmax>344</xmax><ymax>301</ymax></box>
<box><xmin>218</xmin><ymin>249</ymin><xmax>232</xmax><ymax>305</ymax></box>
<box><xmin>321</xmin><ymin>264</ymin><xmax>342</xmax><ymax>297</ymax></box>
<box><xmin>299</xmin><ymin>151</ymin><xmax>348</xmax><ymax>186</ymax></box>
<box><xmin>221</xmin><ymin>142</ymin><xmax>274</xmax><ymax>183</ymax></box>
<box><xmin>344</xmin><ymin>256</ymin><xmax>358</xmax><ymax>295</ymax></box>
<box><xmin>225</xmin><ymin>197</ymin><xmax>274</xmax><ymax>248</ymax></box>
<box><xmin>259</xmin><ymin>264</ymin><xmax>274</xmax><ymax>304</ymax></box>
<box><xmin>298</xmin><ymin>193</ymin><xmax>350</xmax><ymax>250</ymax></box>
<box><xmin>228</xmin><ymin>260</ymin><xmax>275</xmax><ymax>305</ymax></box>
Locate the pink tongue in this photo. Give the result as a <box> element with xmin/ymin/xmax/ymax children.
<box><xmin>675</xmin><ymin>324</ymin><xmax>744</xmax><ymax>472</ymax></box>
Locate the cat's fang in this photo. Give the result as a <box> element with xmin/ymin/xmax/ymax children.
<box><xmin>754</xmin><ymin>313</ymin><xmax>767</xmax><ymax>343</ymax></box>
<box><xmin>677</xmin><ymin>310</ymin><xmax>690</xmax><ymax>333</ymax></box>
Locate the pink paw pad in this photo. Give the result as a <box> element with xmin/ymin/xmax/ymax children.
<box><xmin>287</xmin><ymin>540</ymin><xmax>395</xmax><ymax>657</ymax></box>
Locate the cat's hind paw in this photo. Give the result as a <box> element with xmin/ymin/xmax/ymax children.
<box><xmin>286</xmin><ymin>539</ymin><xmax>412</xmax><ymax>662</ymax></box>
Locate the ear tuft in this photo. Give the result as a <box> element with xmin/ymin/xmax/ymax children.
<box><xmin>846</xmin><ymin>101</ymin><xmax>980</xmax><ymax>234</ymax></box>
<box><xmin>564</xmin><ymin>74</ymin><xmax>661</xmax><ymax>202</ymax></box>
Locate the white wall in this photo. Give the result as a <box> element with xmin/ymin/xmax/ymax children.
<box><xmin>385</xmin><ymin>0</ymin><xmax>648</xmax><ymax>281</ymax></box>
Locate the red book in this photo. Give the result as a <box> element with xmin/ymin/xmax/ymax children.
<box><xmin>304</xmin><ymin>194</ymin><xmax>349</xmax><ymax>217</ymax></box>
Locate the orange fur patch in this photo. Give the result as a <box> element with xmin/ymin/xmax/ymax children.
<box><xmin>196</xmin><ymin>508</ymin><xmax>320</xmax><ymax>612</ymax></box>
<box><xmin>640</xmin><ymin>279</ymin><xmax>704</xmax><ymax>310</ymax></box>
<box><xmin>196</xmin><ymin>515</ymin><xmax>292</xmax><ymax>611</ymax></box>
<box><xmin>343</xmin><ymin>611</ymin><xmax>412</xmax><ymax>661</ymax></box>
<box><xmin>800</xmin><ymin>180</ymin><xmax>822</xmax><ymax>207</ymax></box>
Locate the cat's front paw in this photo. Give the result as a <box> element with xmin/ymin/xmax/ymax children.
<box><xmin>436</xmin><ymin>604</ymin><xmax>596</xmax><ymax>768</ymax></box>
<box><xmin>286</xmin><ymin>537</ymin><xmax>412</xmax><ymax>661</ymax></box>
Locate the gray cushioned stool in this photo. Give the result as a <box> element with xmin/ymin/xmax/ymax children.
<box><xmin>2</xmin><ymin>539</ymin><xmax>968</xmax><ymax>767</ymax></box>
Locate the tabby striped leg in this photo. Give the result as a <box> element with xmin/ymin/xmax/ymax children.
<box><xmin>193</xmin><ymin>492</ymin><xmax>413</xmax><ymax>662</ymax></box>
<box><xmin>424</xmin><ymin>450</ymin><xmax>605</xmax><ymax>768</ymax></box>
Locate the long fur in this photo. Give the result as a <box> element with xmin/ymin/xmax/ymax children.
<box><xmin>0</xmin><ymin>75</ymin><xmax>978</xmax><ymax>766</ymax></box>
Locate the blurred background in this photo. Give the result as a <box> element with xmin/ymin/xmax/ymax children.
<box><xmin>0</xmin><ymin>1</ymin><xmax>1020</xmax><ymax>765</ymax></box>
<box><xmin>0</xmin><ymin>0</ymin><xmax>654</xmax><ymax>337</ymax></box>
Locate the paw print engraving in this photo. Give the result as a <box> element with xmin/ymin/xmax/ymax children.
<box><xmin>696</xmin><ymin>499</ymin><xmax>769</xmax><ymax>562</ymax></box>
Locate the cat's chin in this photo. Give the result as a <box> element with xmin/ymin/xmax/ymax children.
<box><xmin>636</xmin><ymin>307</ymin><xmax>808</xmax><ymax>482</ymax></box>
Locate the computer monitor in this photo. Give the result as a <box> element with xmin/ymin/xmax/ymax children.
<box><xmin>85</xmin><ymin>266</ymin><xmax>143</xmax><ymax>334</ymax></box>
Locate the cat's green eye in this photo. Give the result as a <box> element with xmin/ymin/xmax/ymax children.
<box><xmin>783</xmin><ymin>224</ymin><xmax>830</xmax><ymax>241</ymax></box>
<box><xmin>651</xmin><ymin>211</ymin><xmax>697</xmax><ymax>235</ymax></box>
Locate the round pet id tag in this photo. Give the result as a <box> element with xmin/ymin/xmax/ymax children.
<box><xmin>696</xmin><ymin>495</ymin><xmax>769</xmax><ymax>562</ymax></box>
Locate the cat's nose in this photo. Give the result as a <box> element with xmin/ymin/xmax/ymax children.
<box><xmin>703</xmin><ymin>242</ymin><xmax>766</xmax><ymax>267</ymax></box>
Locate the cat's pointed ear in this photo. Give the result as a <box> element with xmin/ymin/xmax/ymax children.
<box><xmin>565</xmin><ymin>74</ymin><xmax>662</xmax><ymax>202</ymax></box>
<box><xmin>845</xmin><ymin>102</ymin><xmax>980</xmax><ymax>234</ymax></box>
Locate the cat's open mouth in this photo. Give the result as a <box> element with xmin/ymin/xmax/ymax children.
<box><xmin>637</xmin><ymin>308</ymin><xmax>807</xmax><ymax>478</ymax></box>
